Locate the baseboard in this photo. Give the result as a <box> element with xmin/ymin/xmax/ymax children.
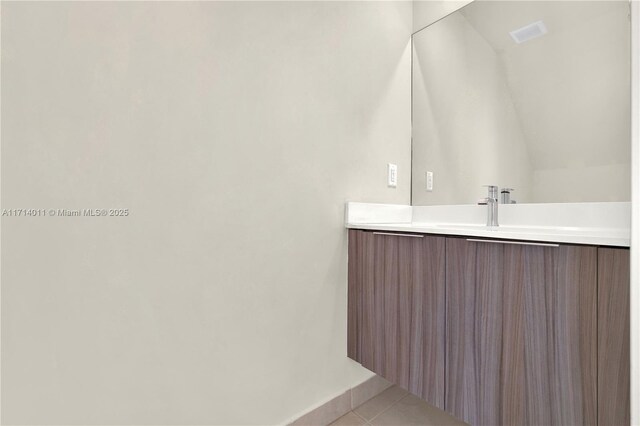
<box><xmin>288</xmin><ymin>375</ymin><xmax>392</xmax><ymax>426</ymax></box>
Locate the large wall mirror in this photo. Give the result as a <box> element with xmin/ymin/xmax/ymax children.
<box><xmin>411</xmin><ymin>1</ymin><xmax>631</xmax><ymax>205</ymax></box>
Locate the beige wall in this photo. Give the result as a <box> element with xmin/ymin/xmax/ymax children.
<box><xmin>0</xmin><ymin>2</ymin><xmax>411</xmax><ymax>424</ymax></box>
<box><xmin>413</xmin><ymin>0</ymin><xmax>473</xmax><ymax>33</ymax></box>
<box><xmin>412</xmin><ymin>11</ymin><xmax>533</xmax><ymax>205</ymax></box>
<box><xmin>533</xmin><ymin>164</ymin><xmax>630</xmax><ymax>203</ymax></box>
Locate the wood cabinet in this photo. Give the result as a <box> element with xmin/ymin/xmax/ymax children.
<box><xmin>446</xmin><ymin>238</ymin><xmax>597</xmax><ymax>425</ymax></box>
<box><xmin>347</xmin><ymin>230</ymin><xmax>630</xmax><ymax>426</ymax></box>
<box><xmin>347</xmin><ymin>229</ymin><xmax>446</xmax><ymax>408</ymax></box>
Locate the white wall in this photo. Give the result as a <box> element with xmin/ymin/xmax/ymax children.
<box><xmin>412</xmin><ymin>12</ymin><xmax>533</xmax><ymax>205</ymax></box>
<box><xmin>0</xmin><ymin>2</ymin><xmax>412</xmax><ymax>424</ymax></box>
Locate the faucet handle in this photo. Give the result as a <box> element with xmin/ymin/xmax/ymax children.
<box><xmin>501</xmin><ymin>188</ymin><xmax>516</xmax><ymax>204</ymax></box>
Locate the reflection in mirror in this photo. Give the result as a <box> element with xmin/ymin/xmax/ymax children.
<box><xmin>411</xmin><ymin>1</ymin><xmax>630</xmax><ymax>205</ymax></box>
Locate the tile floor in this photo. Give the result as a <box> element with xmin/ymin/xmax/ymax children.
<box><xmin>330</xmin><ymin>385</ymin><xmax>467</xmax><ymax>426</ymax></box>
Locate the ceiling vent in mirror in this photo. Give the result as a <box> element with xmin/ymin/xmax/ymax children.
<box><xmin>509</xmin><ymin>20</ymin><xmax>547</xmax><ymax>44</ymax></box>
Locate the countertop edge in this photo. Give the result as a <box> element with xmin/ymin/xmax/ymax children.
<box><xmin>346</xmin><ymin>223</ymin><xmax>630</xmax><ymax>248</ymax></box>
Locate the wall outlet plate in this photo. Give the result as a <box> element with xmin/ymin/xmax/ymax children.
<box><xmin>388</xmin><ymin>163</ymin><xmax>398</xmax><ymax>188</ymax></box>
<box><xmin>426</xmin><ymin>171</ymin><xmax>433</xmax><ymax>191</ymax></box>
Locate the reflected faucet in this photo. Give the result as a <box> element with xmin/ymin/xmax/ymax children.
<box><xmin>501</xmin><ymin>188</ymin><xmax>516</xmax><ymax>204</ymax></box>
<box><xmin>482</xmin><ymin>185</ymin><xmax>499</xmax><ymax>227</ymax></box>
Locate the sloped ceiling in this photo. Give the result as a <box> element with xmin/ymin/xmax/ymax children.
<box><xmin>460</xmin><ymin>0</ymin><xmax>630</xmax><ymax>171</ymax></box>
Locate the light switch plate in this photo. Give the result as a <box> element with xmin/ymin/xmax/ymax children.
<box><xmin>426</xmin><ymin>171</ymin><xmax>433</xmax><ymax>191</ymax></box>
<box><xmin>388</xmin><ymin>163</ymin><xmax>398</xmax><ymax>188</ymax></box>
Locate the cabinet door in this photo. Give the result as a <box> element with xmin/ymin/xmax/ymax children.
<box><xmin>501</xmin><ymin>243</ymin><xmax>597</xmax><ymax>426</ymax></box>
<box><xmin>598</xmin><ymin>247</ymin><xmax>630</xmax><ymax>426</ymax></box>
<box><xmin>347</xmin><ymin>230</ymin><xmax>446</xmax><ymax>408</ymax></box>
<box><xmin>446</xmin><ymin>238</ymin><xmax>597</xmax><ymax>425</ymax></box>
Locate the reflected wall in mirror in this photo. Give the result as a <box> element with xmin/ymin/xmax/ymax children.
<box><xmin>411</xmin><ymin>1</ymin><xmax>630</xmax><ymax>205</ymax></box>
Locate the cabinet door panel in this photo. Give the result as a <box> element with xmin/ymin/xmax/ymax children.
<box><xmin>598</xmin><ymin>248</ymin><xmax>630</xmax><ymax>426</ymax></box>
<box><xmin>550</xmin><ymin>246</ymin><xmax>597</xmax><ymax>425</ymax></box>
<box><xmin>501</xmin><ymin>245</ymin><xmax>597</xmax><ymax>426</ymax></box>
<box><xmin>446</xmin><ymin>239</ymin><xmax>597</xmax><ymax>426</ymax></box>
<box><xmin>347</xmin><ymin>230</ymin><xmax>445</xmax><ymax>409</ymax></box>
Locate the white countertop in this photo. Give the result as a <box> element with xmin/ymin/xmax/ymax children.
<box><xmin>346</xmin><ymin>202</ymin><xmax>630</xmax><ymax>247</ymax></box>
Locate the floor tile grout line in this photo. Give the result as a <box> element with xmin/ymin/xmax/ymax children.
<box><xmin>365</xmin><ymin>391</ymin><xmax>410</xmax><ymax>424</ymax></box>
<box><xmin>347</xmin><ymin>389</ymin><xmax>465</xmax><ymax>426</ymax></box>
<box><xmin>351</xmin><ymin>410</ymin><xmax>370</xmax><ymax>424</ymax></box>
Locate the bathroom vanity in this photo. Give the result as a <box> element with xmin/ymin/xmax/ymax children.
<box><xmin>346</xmin><ymin>203</ymin><xmax>630</xmax><ymax>426</ymax></box>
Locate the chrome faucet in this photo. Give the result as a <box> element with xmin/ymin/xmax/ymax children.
<box><xmin>483</xmin><ymin>185</ymin><xmax>499</xmax><ymax>227</ymax></box>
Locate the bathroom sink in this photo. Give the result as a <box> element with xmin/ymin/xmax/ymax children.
<box><xmin>418</xmin><ymin>223</ymin><xmax>626</xmax><ymax>238</ymax></box>
<box><xmin>424</xmin><ymin>223</ymin><xmax>501</xmax><ymax>232</ymax></box>
<box><xmin>428</xmin><ymin>223</ymin><xmax>488</xmax><ymax>230</ymax></box>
